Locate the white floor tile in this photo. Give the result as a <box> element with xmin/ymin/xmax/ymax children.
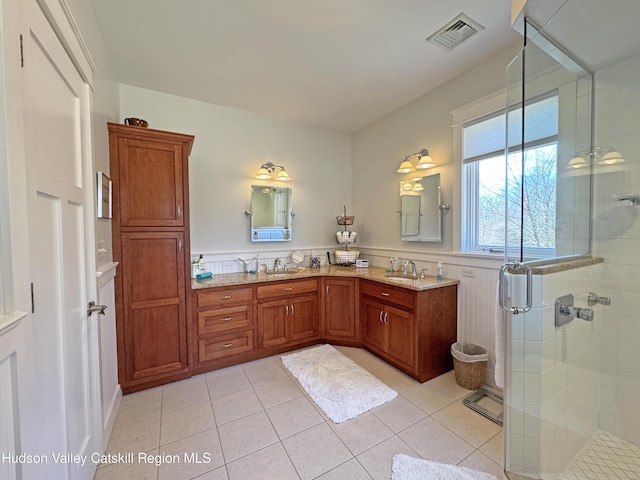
<box><xmin>282</xmin><ymin>423</ymin><xmax>353</xmax><ymax>480</ymax></box>
<box><xmin>160</xmin><ymin>401</ymin><xmax>215</xmax><ymax>446</ymax></box>
<box><xmin>432</xmin><ymin>400</ymin><xmax>502</xmax><ymax>448</ymax></box>
<box><xmin>226</xmin><ymin>443</ymin><xmax>299</xmax><ymax>480</ymax></box>
<box><xmin>398</xmin><ymin>417</ymin><xmax>475</xmax><ymax>464</ymax></box>
<box><xmin>266</xmin><ymin>396</ymin><xmax>324</xmax><ymax>439</ymax></box>
<box><xmin>330</xmin><ymin>412</ymin><xmax>394</xmax><ymax>455</ymax></box>
<box><xmin>218</xmin><ymin>411</ymin><xmax>279</xmax><ymax>463</ymax></box>
<box><xmin>104</xmin><ymin>348</ymin><xmax>511</xmax><ymax>480</ymax></box>
<box><xmin>316</xmin><ymin>458</ymin><xmax>373</xmax><ymax>480</ymax></box>
<box><xmin>210</xmin><ymin>387</ymin><xmax>262</xmax><ymax>425</ymax></box>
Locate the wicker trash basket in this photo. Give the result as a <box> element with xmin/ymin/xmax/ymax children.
<box><xmin>451</xmin><ymin>342</ymin><xmax>488</xmax><ymax>390</ymax></box>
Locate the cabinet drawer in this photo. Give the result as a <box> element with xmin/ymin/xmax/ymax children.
<box><xmin>198</xmin><ymin>330</ymin><xmax>255</xmax><ymax>362</ymax></box>
<box><xmin>198</xmin><ymin>305</ymin><xmax>252</xmax><ymax>335</ymax></box>
<box><xmin>197</xmin><ymin>287</ymin><xmax>253</xmax><ymax>308</ymax></box>
<box><xmin>257</xmin><ymin>279</ymin><xmax>318</xmax><ymax>300</ymax></box>
<box><xmin>360</xmin><ymin>280</ymin><xmax>414</xmax><ymax>310</ymax></box>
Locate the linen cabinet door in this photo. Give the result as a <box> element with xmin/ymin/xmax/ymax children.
<box><xmin>361</xmin><ymin>298</ymin><xmax>385</xmax><ymax>352</ymax></box>
<box><xmin>290</xmin><ymin>294</ymin><xmax>319</xmax><ymax>342</ymax></box>
<box><xmin>386</xmin><ymin>306</ymin><xmax>414</xmax><ymax>368</ymax></box>
<box><xmin>117</xmin><ymin>136</ymin><xmax>186</xmax><ymax>227</ymax></box>
<box><xmin>120</xmin><ymin>231</ymin><xmax>188</xmax><ymax>381</ymax></box>
<box><xmin>258</xmin><ymin>299</ymin><xmax>289</xmax><ymax>348</ymax></box>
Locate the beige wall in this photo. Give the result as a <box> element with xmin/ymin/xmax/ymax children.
<box><xmin>119</xmin><ymin>85</ymin><xmax>352</xmax><ymax>258</ymax></box>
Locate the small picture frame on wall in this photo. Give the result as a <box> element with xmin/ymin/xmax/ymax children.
<box><xmin>97</xmin><ymin>171</ymin><xmax>112</xmax><ymax>219</ymax></box>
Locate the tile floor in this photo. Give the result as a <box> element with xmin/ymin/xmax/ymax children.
<box><xmin>94</xmin><ymin>346</ymin><xmax>506</xmax><ymax>480</ymax></box>
<box><xmin>558</xmin><ymin>430</ymin><xmax>640</xmax><ymax>480</ymax></box>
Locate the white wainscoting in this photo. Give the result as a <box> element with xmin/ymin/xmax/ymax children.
<box><xmin>0</xmin><ymin>314</ymin><xmax>27</xmax><ymax>480</ymax></box>
<box><xmin>0</xmin><ymin>352</ymin><xmax>19</xmax><ymax>480</ymax></box>
<box><xmin>96</xmin><ymin>262</ymin><xmax>121</xmax><ymax>451</ymax></box>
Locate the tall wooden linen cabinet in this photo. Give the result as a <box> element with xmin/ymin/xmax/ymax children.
<box><xmin>108</xmin><ymin>123</ymin><xmax>195</xmax><ymax>393</ymax></box>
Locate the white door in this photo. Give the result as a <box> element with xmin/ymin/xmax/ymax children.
<box><xmin>22</xmin><ymin>1</ymin><xmax>100</xmax><ymax>479</ymax></box>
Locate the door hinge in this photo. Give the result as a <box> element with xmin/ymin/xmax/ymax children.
<box><xmin>20</xmin><ymin>34</ymin><xmax>24</xmax><ymax>67</ymax></box>
<box><xmin>30</xmin><ymin>282</ymin><xmax>34</xmax><ymax>313</ymax></box>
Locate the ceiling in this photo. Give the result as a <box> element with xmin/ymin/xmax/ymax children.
<box><xmin>89</xmin><ymin>0</ymin><xmax>521</xmax><ymax>132</ymax></box>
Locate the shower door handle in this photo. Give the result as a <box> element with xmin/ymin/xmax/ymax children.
<box><xmin>499</xmin><ymin>261</ymin><xmax>532</xmax><ymax>315</ymax></box>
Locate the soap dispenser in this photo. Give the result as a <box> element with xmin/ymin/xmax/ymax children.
<box><xmin>436</xmin><ymin>262</ymin><xmax>443</xmax><ymax>281</ymax></box>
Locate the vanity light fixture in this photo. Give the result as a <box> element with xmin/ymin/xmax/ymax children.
<box><xmin>566</xmin><ymin>156</ymin><xmax>588</xmax><ymax>169</ymax></box>
<box><xmin>255</xmin><ymin>162</ymin><xmax>291</xmax><ymax>181</ymax></box>
<box><xmin>396</xmin><ymin>149</ymin><xmax>435</xmax><ymax>173</ymax></box>
<box><xmin>567</xmin><ymin>147</ymin><xmax>625</xmax><ymax>169</ymax></box>
<box><xmin>400</xmin><ymin>178</ymin><xmax>425</xmax><ymax>192</ymax></box>
<box><xmin>598</xmin><ymin>150</ymin><xmax>625</xmax><ymax>165</ymax></box>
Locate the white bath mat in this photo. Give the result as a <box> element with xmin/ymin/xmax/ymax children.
<box><xmin>392</xmin><ymin>454</ymin><xmax>498</xmax><ymax>480</ymax></box>
<box><xmin>281</xmin><ymin>344</ymin><xmax>397</xmax><ymax>423</ymax></box>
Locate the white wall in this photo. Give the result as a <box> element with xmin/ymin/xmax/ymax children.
<box><xmin>119</xmin><ymin>85</ymin><xmax>352</xmax><ymax>261</ymax></box>
<box><xmin>351</xmin><ymin>40</ymin><xmax>522</xmax><ymax>253</ymax></box>
<box><xmin>592</xmin><ymin>53</ymin><xmax>640</xmax><ymax>446</ymax></box>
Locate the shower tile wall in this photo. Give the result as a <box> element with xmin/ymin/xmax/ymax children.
<box><xmin>507</xmin><ymin>264</ymin><xmax>604</xmax><ymax>478</ymax></box>
<box><xmin>592</xmin><ymin>52</ymin><xmax>640</xmax><ymax>447</ymax></box>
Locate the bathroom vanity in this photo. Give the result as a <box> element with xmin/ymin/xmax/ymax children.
<box><xmin>189</xmin><ymin>266</ymin><xmax>458</xmax><ymax>386</ymax></box>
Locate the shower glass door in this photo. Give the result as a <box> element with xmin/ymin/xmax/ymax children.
<box><xmin>503</xmin><ymin>18</ymin><xmax>595</xmax><ymax>479</ymax></box>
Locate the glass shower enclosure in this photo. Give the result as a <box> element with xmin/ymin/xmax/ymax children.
<box><xmin>502</xmin><ymin>2</ymin><xmax>640</xmax><ymax>478</ymax></box>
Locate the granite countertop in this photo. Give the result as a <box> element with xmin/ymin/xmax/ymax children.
<box><xmin>191</xmin><ymin>265</ymin><xmax>459</xmax><ymax>292</ymax></box>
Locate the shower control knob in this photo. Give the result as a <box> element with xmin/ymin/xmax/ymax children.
<box><xmin>587</xmin><ymin>292</ymin><xmax>611</xmax><ymax>306</ymax></box>
<box><xmin>575</xmin><ymin>307</ymin><xmax>594</xmax><ymax>322</ymax></box>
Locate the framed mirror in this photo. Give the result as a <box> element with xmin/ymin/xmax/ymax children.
<box><xmin>250</xmin><ymin>185</ymin><xmax>293</xmax><ymax>242</ymax></box>
<box><xmin>400</xmin><ymin>173</ymin><xmax>442</xmax><ymax>242</ymax></box>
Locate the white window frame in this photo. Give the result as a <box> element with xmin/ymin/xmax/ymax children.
<box><xmin>451</xmin><ymin>91</ymin><xmax>506</xmax><ymax>255</ymax></box>
<box><xmin>451</xmin><ymin>90</ymin><xmax>559</xmax><ymax>258</ymax></box>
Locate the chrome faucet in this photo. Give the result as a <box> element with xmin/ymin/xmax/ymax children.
<box><xmin>420</xmin><ymin>268</ymin><xmax>429</xmax><ymax>279</ymax></box>
<box><xmin>403</xmin><ymin>260</ymin><xmax>418</xmax><ymax>278</ymax></box>
<box><xmin>273</xmin><ymin>258</ymin><xmax>283</xmax><ymax>272</ymax></box>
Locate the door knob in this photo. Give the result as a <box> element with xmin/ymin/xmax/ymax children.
<box><xmin>87</xmin><ymin>301</ymin><xmax>107</xmax><ymax>317</ymax></box>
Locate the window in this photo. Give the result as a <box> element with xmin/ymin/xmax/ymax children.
<box><xmin>461</xmin><ymin>93</ymin><xmax>558</xmax><ymax>257</ymax></box>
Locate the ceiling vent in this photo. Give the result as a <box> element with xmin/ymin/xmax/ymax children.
<box><xmin>426</xmin><ymin>13</ymin><xmax>485</xmax><ymax>52</ymax></box>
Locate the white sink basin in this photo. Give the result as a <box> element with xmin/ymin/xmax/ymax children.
<box><xmin>385</xmin><ymin>274</ymin><xmax>416</xmax><ymax>282</ymax></box>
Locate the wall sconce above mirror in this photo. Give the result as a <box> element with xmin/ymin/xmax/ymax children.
<box><xmin>396</xmin><ymin>148</ymin><xmax>436</xmax><ymax>173</ymax></box>
<box><xmin>255</xmin><ymin>162</ymin><xmax>291</xmax><ymax>181</ymax></box>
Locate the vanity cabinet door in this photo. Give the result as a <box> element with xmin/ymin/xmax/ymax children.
<box><xmin>290</xmin><ymin>294</ymin><xmax>319</xmax><ymax>342</ymax></box>
<box><xmin>258</xmin><ymin>299</ymin><xmax>289</xmax><ymax>348</ymax></box>
<box><xmin>361</xmin><ymin>298</ymin><xmax>386</xmax><ymax>352</ymax></box>
<box><xmin>361</xmin><ymin>296</ymin><xmax>415</xmax><ymax>370</ymax></box>
<box><xmin>386</xmin><ymin>305</ymin><xmax>414</xmax><ymax>368</ymax></box>
<box><xmin>323</xmin><ymin>279</ymin><xmax>356</xmax><ymax>339</ymax></box>
<box><xmin>258</xmin><ymin>294</ymin><xmax>319</xmax><ymax>347</ymax></box>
